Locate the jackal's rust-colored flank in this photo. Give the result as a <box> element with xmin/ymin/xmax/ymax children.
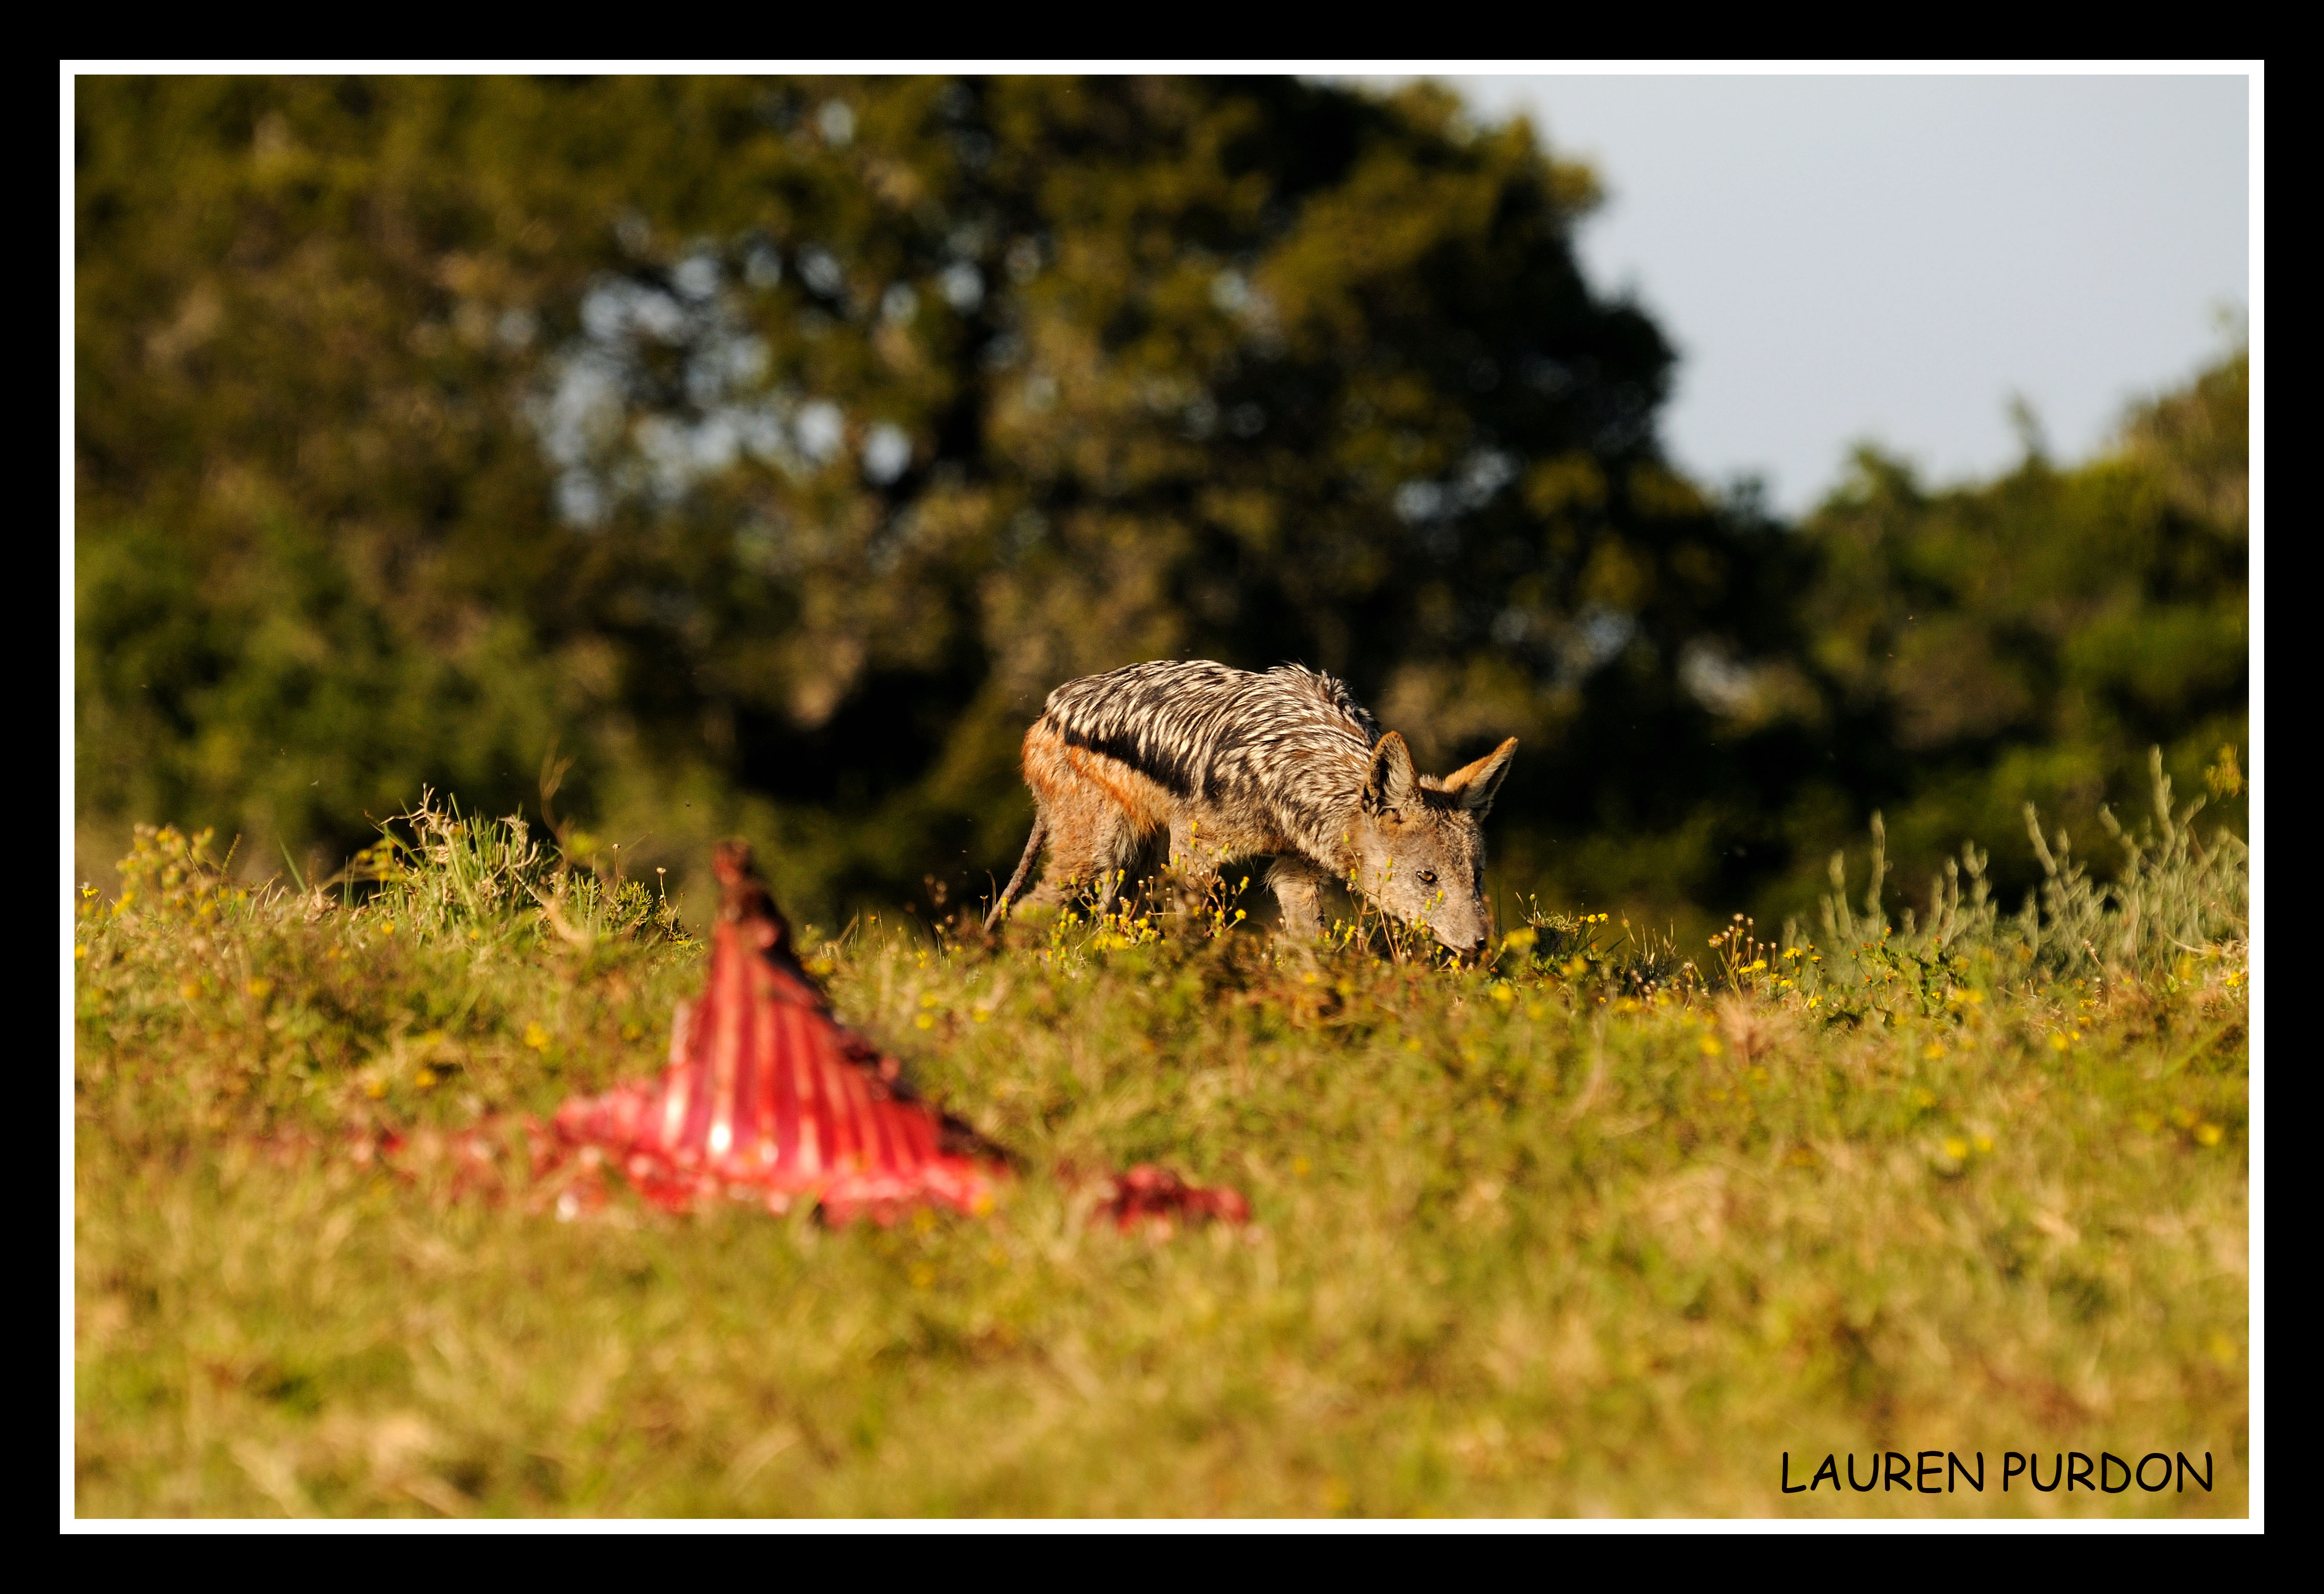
<box><xmin>989</xmin><ymin>660</ymin><xmax>1517</xmax><ymax>951</ymax></box>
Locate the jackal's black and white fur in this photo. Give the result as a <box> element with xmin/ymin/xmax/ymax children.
<box><xmin>985</xmin><ymin>660</ymin><xmax>1517</xmax><ymax>952</ymax></box>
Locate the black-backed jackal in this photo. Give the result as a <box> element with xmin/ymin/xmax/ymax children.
<box><xmin>986</xmin><ymin>660</ymin><xmax>1516</xmax><ymax>953</ymax></box>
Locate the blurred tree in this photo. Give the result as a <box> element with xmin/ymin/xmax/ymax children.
<box><xmin>77</xmin><ymin>75</ymin><xmax>1812</xmax><ymax>916</ymax></box>
<box><xmin>1784</xmin><ymin>349</ymin><xmax>2248</xmax><ymax>916</ymax></box>
<box><xmin>74</xmin><ymin>77</ymin><xmax>2242</xmax><ymax>927</ymax></box>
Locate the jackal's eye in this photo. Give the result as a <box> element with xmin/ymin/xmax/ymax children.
<box><xmin>1417</xmin><ymin>869</ymin><xmax>1438</xmax><ymax>885</ymax></box>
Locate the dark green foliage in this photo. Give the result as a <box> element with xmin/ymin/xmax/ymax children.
<box><xmin>73</xmin><ymin>77</ymin><xmax>2245</xmax><ymax>927</ymax></box>
<box><xmin>1785</xmin><ymin>354</ymin><xmax>2248</xmax><ymax>917</ymax></box>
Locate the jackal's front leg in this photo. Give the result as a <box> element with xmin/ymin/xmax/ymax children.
<box><xmin>1267</xmin><ymin>858</ymin><xmax>1329</xmax><ymax>942</ymax></box>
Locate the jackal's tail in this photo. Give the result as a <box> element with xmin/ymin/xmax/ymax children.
<box><xmin>983</xmin><ymin>817</ymin><xmax>1049</xmax><ymax>932</ymax></box>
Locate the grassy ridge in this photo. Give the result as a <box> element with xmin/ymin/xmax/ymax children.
<box><xmin>73</xmin><ymin>798</ymin><xmax>2249</xmax><ymax>1517</ymax></box>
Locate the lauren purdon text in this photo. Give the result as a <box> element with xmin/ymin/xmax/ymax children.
<box><xmin>1782</xmin><ymin>1450</ymin><xmax>2213</xmax><ymax>1495</ymax></box>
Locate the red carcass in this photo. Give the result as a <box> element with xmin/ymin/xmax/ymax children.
<box><xmin>552</xmin><ymin>842</ymin><xmax>1004</xmax><ymax>1223</ymax></box>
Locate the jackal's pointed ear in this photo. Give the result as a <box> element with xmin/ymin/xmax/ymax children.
<box><xmin>1442</xmin><ymin>737</ymin><xmax>1518</xmax><ymax>816</ymax></box>
<box><xmin>1363</xmin><ymin>732</ymin><xmax>1420</xmax><ymax>816</ymax></box>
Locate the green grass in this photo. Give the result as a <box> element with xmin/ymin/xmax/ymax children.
<box><xmin>73</xmin><ymin>793</ymin><xmax>2249</xmax><ymax>1517</ymax></box>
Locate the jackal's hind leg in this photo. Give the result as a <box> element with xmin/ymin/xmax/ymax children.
<box><xmin>1159</xmin><ymin>815</ymin><xmax>1225</xmax><ymax>917</ymax></box>
<box><xmin>1025</xmin><ymin>806</ymin><xmax>1138</xmax><ymax>918</ymax></box>
<box><xmin>1090</xmin><ymin>860</ymin><xmax>1128</xmax><ymax>919</ymax></box>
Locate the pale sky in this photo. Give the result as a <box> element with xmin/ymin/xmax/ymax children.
<box><xmin>1432</xmin><ymin>74</ymin><xmax>2250</xmax><ymax>515</ymax></box>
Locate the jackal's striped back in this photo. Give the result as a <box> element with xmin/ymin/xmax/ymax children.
<box><xmin>1039</xmin><ymin>660</ymin><xmax>1379</xmax><ymax>826</ymax></box>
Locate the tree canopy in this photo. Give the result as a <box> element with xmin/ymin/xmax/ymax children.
<box><xmin>74</xmin><ymin>76</ymin><xmax>2245</xmax><ymax>925</ymax></box>
<box><xmin>1786</xmin><ymin>351</ymin><xmax>2248</xmax><ymax>909</ymax></box>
